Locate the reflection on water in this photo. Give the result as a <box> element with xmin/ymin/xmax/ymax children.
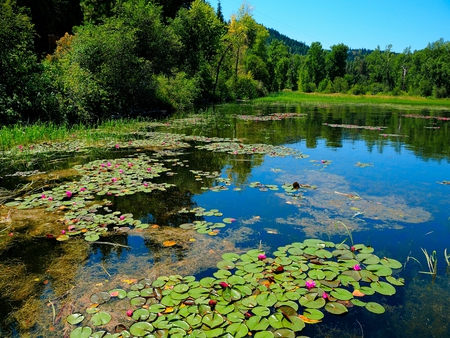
<box><xmin>0</xmin><ymin>104</ymin><xmax>449</xmax><ymax>337</ymax></box>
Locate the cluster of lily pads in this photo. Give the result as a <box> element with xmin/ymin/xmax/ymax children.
<box><xmin>402</xmin><ymin>114</ymin><xmax>450</xmax><ymax>121</ymax></box>
<box><xmin>233</xmin><ymin>113</ymin><xmax>306</xmax><ymax>121</ymax></box>
<box><xmin>355</xmin><ymin>162</ymin><xmax>373</xmax><ymax>168</ymax></box>
<box><xmin>67</xmin><ymin>239</ymin><xmax>404</xmax><ymax>338</ymax></box>
<box><xmin>195</xmin><ymin>142</ymin><xmax>308</xmax><ymax>159</ymax></box>
<box><xmin>322</xmin><ymin>123</ymin><xmax>387</xmax><ymax>131</ymax></box>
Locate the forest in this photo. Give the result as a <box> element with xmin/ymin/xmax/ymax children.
<box><xmin>1</xmin><ymin>0</ymin><xmax>450</xmax><ymax>125</ymax></box>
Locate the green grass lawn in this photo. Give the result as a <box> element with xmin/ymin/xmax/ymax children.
<box><xmin>253</xmin><ymin>91</ymin><xmax>450</xmax><ymax>109</ymax></box>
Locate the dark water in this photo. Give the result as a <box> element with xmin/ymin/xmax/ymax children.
<box><xmin>1</xmin><ymin>104</ymin><xmax>450</xmax><ymax>337</ymax></box>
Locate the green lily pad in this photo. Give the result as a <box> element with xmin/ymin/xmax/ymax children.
<box><xmin>129</xmin><ymin>322</ymin><xmax>154</xmax><ymax>337</ymax></box>
<box><xmin>254</xmin><ymin>331</ymin><xmax>275</xmax><ymax>338</ymax></box>
<box><xmin>222</xmin><ymin>253</ymin><xmax>241</xmax><ymax>261</ymax></box>
<box><xmin>226</xmin><ymin>322</ymin><xmax>249</xmax><ymax>338</ymax></box>
<box><xmin>366</xmin><ymin>264</ymin><xmax>393</xmax><ymax>277</ymax></box>
<box><xmin>330</xmin><ymin>288</ymin><xmax>353</xmax><ymax>301</ymax></box>
<box><xmin>70</xmin><ymin>327</ymin><xmax>92</xmax><ymax>338</ymax></box>
<box><xmin>246</xmin><ymin>315</ymin><xmax>270</xmax><ymax>331</ymax></box>
<box><xmin>324</xmin><ymin>302</ymin><xmax>348</xmax><ymax>315</ymax></box>
<box><xmin>380</xmin><ymin>257</ymin><xmax>403</xmax><ymax>269</ymax></box>
<box><xmin>303</xmin><ymin>308</ymin><xmax>324</xmax><ymax>320</ymax></box>
<box><xmin>365</xmin><ymin>301</ymin><xmax>385</xmax><ymax>314</ymax></box>
<box><xmin>256</xmin><ymin>292</ymin><xmax>278</xmax><ymax>307</ymax></box>
<box><xmin>272</xmin><ymin>329</ymin><xmax>295</xmax><ymax>338</ymax></box>
<box><xmin>90</xmin><ymin>312</ymin><xmax>111</xmax><ymax>326</ymax></box>
<box><xmin>370</xmin><ymin>281</ymin><xmax>396</xmax><ymax>295</ymax></box>
<box><xmin>202</xmin><ymin>312</ymin><xmax>224</xmax><ymax>328</ymax></box>
<box><xmin>67</xmin><ymin>313</ymin><xmax>84</xmax><ymax>325</ymax></box>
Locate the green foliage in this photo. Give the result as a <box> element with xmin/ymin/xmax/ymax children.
<box><xmin>156</xmin><ymin>72</ymin><xmax>200</xmax><ymax>111</ymax></box>
<box><xmin>0</xmin><ymin>0</ymin><xmax>51</xmax><ymax>124</ymax></box>
<box><xmin>231</xmin><ymin>73</ymin><xmax>260</xmax><ymax>100</ymax></box>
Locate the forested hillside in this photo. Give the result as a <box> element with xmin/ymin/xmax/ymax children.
<box><xmin>1</xmin><ymin>0</ymin><xmax>449</xmax><ymax>126</ymax></box>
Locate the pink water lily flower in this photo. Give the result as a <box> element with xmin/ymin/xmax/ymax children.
<box><xmin>353</xmin><ymin>264</ymin><xmax>362</xmax><ymax>271</ymax></box>
<box><xmin>119</xmin><ymin>215</ymin><xmax>125</xmax><ymax>221</ymax></box>
<box><xmin>112</xmin><ymin>177</ymin><xmax>117</xmax><ymax>182</ymax></box>
<box><xmin>258</xmin><ymin>254</ymin><xmax>266</xmax><ymax>261</ymax></box>
<box><xmin>66</xmin><ymin>191</ymin><xmax>73</xmax><ymax>198</ymax></box>
<box><xmin>41</xmin><ymin>194</ymin><xmax>46</xmax><ymax>199</ymax></box>
<box><xmin>322</xmin><ymin>292</ymin><xmax>329</xmax><ymax>299</ymax></box>
<box><xmin>80</xmin><ymin>187</ymin><xmax>86</xmax><ymax>192</ymax></box>
<box><xmin>305</xmin><ymin>279</ymin><xmax>316</xmax><ymax>290</ymax></box>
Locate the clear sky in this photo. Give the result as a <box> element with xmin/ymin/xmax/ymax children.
<box><xmin>213</xmin><ymin>0</ymin><xmax>450</xmax><ymax>52</ymax></box>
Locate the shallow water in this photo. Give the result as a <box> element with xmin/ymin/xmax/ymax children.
<box><xmin>0</xmin><ymin>104</ymin><xmax>450</xmax><ymax>337</ymax></box>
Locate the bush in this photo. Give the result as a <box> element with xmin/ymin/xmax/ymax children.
<box><xmin>156</xmin><ymin>72</ymin><xmax>200</xmax><ymax>111</ymax></box>
<box><xmin>332</xmin><ymin>77</ymin><xmax>349</xmax><ymax>93</ymax></box>
<box><xmin>349</xmin><ymin>84</ymin><xmax>366</xmax><ymax>95</ymax></box>
<box><xmin>433</xmin><ymin>86</ymin><xmax>448</xmax><ymax>98</ymax></box>
<box><xmin>232</xmin><ymin>74</ymin><xmax>259</xmax><ymax>100</ymax></box>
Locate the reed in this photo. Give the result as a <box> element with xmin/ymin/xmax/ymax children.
<box><xmin>334</xmin><ymin>221</ymin><xmax>354</xmax><ymax>246</ymax></box>
<box><xmin>419</xmin><ymin>248</ymin><xmax>438</xmax><ymax>282</ymax></box>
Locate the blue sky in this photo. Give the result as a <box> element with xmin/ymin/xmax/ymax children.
<box><xmin>214</xmin><ymin>0</ymin><xmax>450</xmax><ymax>52</ymax></box>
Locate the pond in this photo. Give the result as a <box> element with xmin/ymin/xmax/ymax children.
<box><xmin>0</xmin><ymin>103</ymin><xmax>449</xmax><ymax>338</ymax></box>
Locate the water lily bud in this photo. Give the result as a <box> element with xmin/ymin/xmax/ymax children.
<box><xmin>219</xmin><ymin>282</ymin><xmax>229</xmax><ymax>289</ymax></box>
<box><xmin>351</xmin><ymin>246</ymin><xmax>356</xmax><ymax>252</ymax></box>
<box><xmin>258</xmin><ymin>254</ymin><xmax>266</xmax><ymax>261</ymax></box>
<box><xmin>119</xmin><ymin>215</ymin><xmax>125</xmax><ymax>221</ymax></box>
<box><xmin>208</xmin><ymin>299</ymin><xmax>217</xmax><ymax>308</ymax></box>
<box><xmin>61</xmin><ymin>230</ymin><xmax>66</xmax><ymax>235</ymax></box>
<box><xmin>126</xmin><ymin>309</ymin><xmax>133</xmax><ymax>317</ymax></box>
<box><xmin>322</xmin><ymin>292</ymin><xmax>329</xmax><ymax>300</ymax></box>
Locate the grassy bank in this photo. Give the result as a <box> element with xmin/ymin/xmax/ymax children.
<box><xmin>253</xmin><ymin>91</ymin><xmax>450</xmax><ymax>109</ymax></box>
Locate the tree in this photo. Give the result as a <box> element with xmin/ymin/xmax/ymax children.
<box><xmin>365</xmin><ymin>44</ymin><xmax>395</xmax><ymax>92</ymax></box>
<box><xmin>325</xmin><ymin>43</ymin><xmax>348</xmax><ymax>81</ymax></box>
<box><xmin>0</xmin><ymin>0</ymin><xmax>45</xmax><ymax>124</ymax></box>
<box><xmin>299</xmin><ymin>42</ymin><xmax>325</xmax><ymax>91</ymax></box>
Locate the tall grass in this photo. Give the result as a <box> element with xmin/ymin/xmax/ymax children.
<box><xmin>0</xmin><ymin>119</ymin><xmax>155</xmax><ymax>152</ymax></box>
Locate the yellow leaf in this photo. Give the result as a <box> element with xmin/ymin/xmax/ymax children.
<box><xmin>299</xmin><ymin>315</ymin><xmax>322</xmax><ymax>324</ymax></box>
<box><xmin>163</xmin><ymin>240</ymin><xmax>177</xmax><ymax>247</ymax></box>
<box><xmin>122</xmin><ymin>279</ymin><xmax>137</xmax><ymax>284</ymax></box>
<box><xmin>163</xmin><ymin>307</ymin><xmax>174</xmax><ymax>313</ymax></box>
<box><xmin>352</xmin><ymin>289</ymin><xmax>365</xmax><ymax>297</ymax></box>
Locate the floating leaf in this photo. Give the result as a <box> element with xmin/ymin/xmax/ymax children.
<box><xmin>365</xmin><ymin>302</ymin><xmax>385</xmax><ymax>314</ymax></box>
<box><xmin>370</xmin><ymin>281</ymin><xmax>396</xmax><ymax>295</ymax></box>
<box><xmin>90</xmin><ymin>312</ymin><xmax>111</xmax><ymax>326</ymax></box>
<box><xmin>324</xmin><ymin>302</ymin><xmax>348</xmax><ymax>315</ymax></box>
<box><xmin>163</xmin><ymin>240</ymin><xmax>177</xmax><ymax>247</ymax></box>
<box><xmin>226</xmin><ymin>322</ymin><xmax>249</xmax><ymax>338</ymax></box>
<box><xmin>67</xmin><ymin>313</ymin><xmax>84</xmax><ymax>325</ymax></box>
<box><xmin>129</xmin><ymin>322</ymin><xmax>154</xmax><ymax>336</ymax></box>
<box><xmin>70</xmin><ymin>327</ymin><xmax>92</xmax><ymax>338</ymax></box>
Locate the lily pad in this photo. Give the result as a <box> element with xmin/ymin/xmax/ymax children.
<box><xmin>67</xmin><ymin>313</ymin><xmax>85</xmax><ymax>325</ymax></box>
<box><xmin>324</xmin><ymin>302</ymin><xmax>348</xmax><ymax>315</ymax></box>
<box><xmin>90</xmin><ymin>312</ymin><xmax>112</xmax><ymax>326</ymax></box>
<box><xmin>365</xmin><ymin>301</ymin><xmax>385</xmax><ymax>314</ymax></box>
<box><xmin>129</xmin><ymin>322</ymin><xmax>154</xmax><ymax>337</ymax></box>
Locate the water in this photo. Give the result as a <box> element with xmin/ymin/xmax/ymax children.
<box><xmin>0</xmin><ymin>104</ymin><xmax>449</xmax><ymax>337</ymax></box>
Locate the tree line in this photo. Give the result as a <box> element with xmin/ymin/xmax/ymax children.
<box><xmin>1</xmin><ymin>0</ymin><xmax>449</xmax><ymax>125</ymax></box>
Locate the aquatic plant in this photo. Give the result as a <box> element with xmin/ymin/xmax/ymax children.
<box><xmin>419</xmin><ymin>248</ymin><xmax>438</xmax><ymax>282</ymax></box>
<box><xmin>66</xmin><ymin>239</ymin><xmax>404</xmax><ymax>337</ymax></box>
